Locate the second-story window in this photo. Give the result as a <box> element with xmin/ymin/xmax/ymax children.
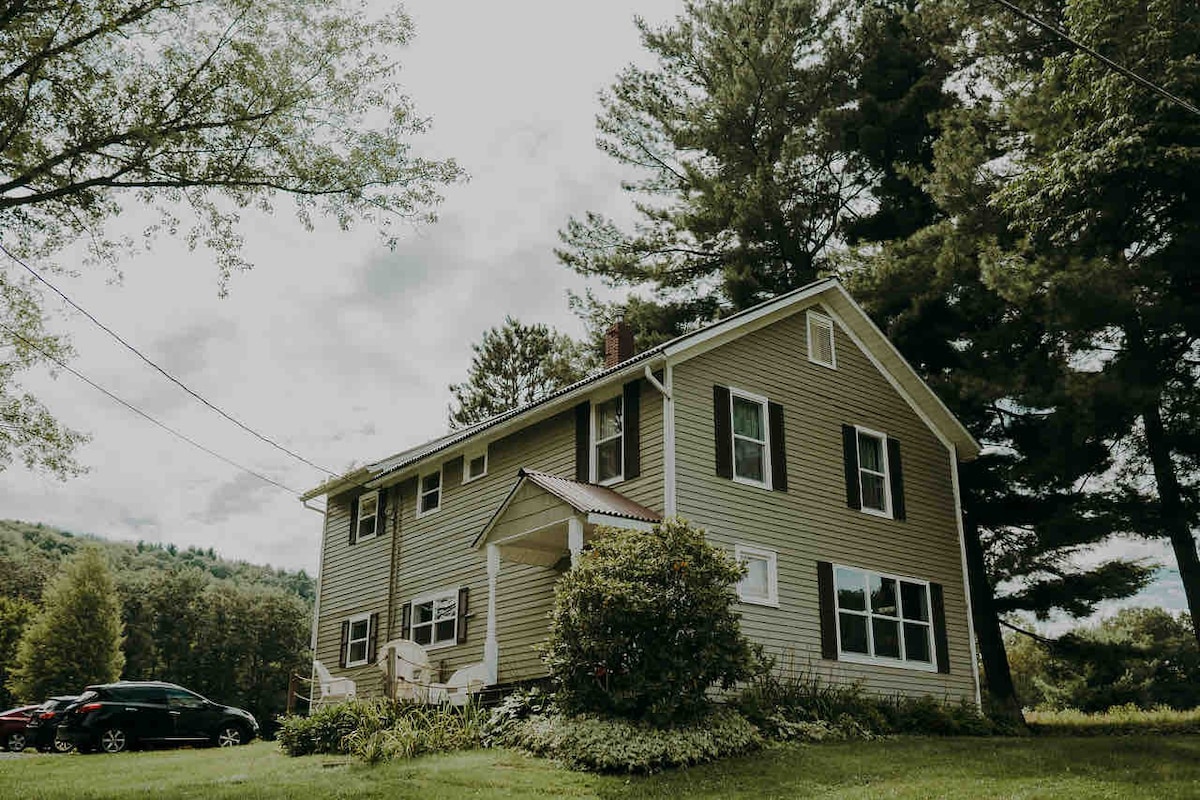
<box><xmin>731</xmin><ymin>390</ymin><xmax>770</xmax><ymax>487</ymax></box>
<box><xmin>355</xmin><ymin>491</ymin><xmax>379</xmax><ymax>541</ymax></box>
<box><xmin>593</xmin><ymin>395</ymin><xmax>623</xmax><ymax>484</ymax></box>
<box><xmin>418</xmin><ymin>470</ymin><xmax>441</xmax><ymax>516</ymax></box>
<box><xmin>856</xmin><ymin>428</ymin><xmax>890</xmax><ymax>516</ymax></box>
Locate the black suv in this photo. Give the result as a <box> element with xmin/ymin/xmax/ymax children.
<box><xmin>25</xmin><ymin>696</ymin><xmax>79</xmax><ymax>752</ymax></box>
<box><xmin>58</xmin><ymin>682</ymin><xmax>258</xmax><ymax>754</ymax></box>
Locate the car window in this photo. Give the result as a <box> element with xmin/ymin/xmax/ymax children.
<box><xmin>165</xmin><ymin>688</ymin><xmax>206</xmax><ymax>710</ymax></box>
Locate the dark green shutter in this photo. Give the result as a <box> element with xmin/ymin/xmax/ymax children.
<box><xmin>457</xmin><ymin>587</ymin><xmax>470</xmax><ymax>644</ymax></box>
<box><xmin>574</xmin><ymin>401</ymin><xmax>590</xmax><ymax>482</ymax></box>
<box><xmin>376</xmin><ymin>489</ymin><xmax>388</xmax><ymax>536</ymax></box>
<box><xmin>930</xmin><ymin>583</ymin><xmax>950</xmax><ymax>674</ymax></box>
<box><xmin>841</xmin><ymin>425</ymin><xmax>861</xmax><ymax>509</ymax></box>
<box><xmin>713</xmin><ymin>385</ymin><xmax>733</xmax><ymax>479</ymax></box>
<box><xmin>368</xmin><ymin>612</ymin><xmax>380</xmax><ymax>663</ymax></box>
<box><xmin>768</xmin><ymin>402</ymin><xmax>787</xmax><ymax>491</ymax></box>
<box><xmin>623</xmin><ymin>380</ymin><xmax>641</xmax><ymax>480</ymax></box>
<box><xmin>338</xmin><ymin>620</ymin><xmax>350</xmax><ymax>668</ymax></box>
<box><xmin>400</xmin><ymin>602</ymin><xmax>412</xmax><ymax>640</ymax></box>
<box><xmin>887</xmin><ymin>437</ymin><xmax>906</xmax><ymax>520</ymax></box>
<box><xmin>348</xmin><ymin>496</ymin><xmax>359</xmax><ymax>545</ymax></box>
<box><xmin>817</xmin><ymin>561</ymin><xmax>838</xmax><ymax>660</ymax></box>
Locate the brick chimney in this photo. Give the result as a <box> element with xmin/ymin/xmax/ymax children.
<box><xmin>604</xmin><ymin>320</ymin><xmax>635</xmax><ymax>368</ymax></box>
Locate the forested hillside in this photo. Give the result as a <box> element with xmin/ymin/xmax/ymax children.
<box><xmin>0</xmin><ymin>520</ymin><xmax>313</xmax><ymax>731</ymax></box>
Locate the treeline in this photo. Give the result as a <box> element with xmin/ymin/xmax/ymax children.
<box><xmin>0</xmin><ymin>521</ymin><xmax>312</xmax><ymax>728</ymax></box>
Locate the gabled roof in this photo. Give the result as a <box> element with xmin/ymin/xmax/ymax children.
<box><xmin>472</xmin><ymin>469</ymin><xmax>662</xmax><ymax>549</ymax></box>
<box><xmin>302</xmin><ymin>277</ymin><xmax>980</xmax><ymax>500</ymax></box>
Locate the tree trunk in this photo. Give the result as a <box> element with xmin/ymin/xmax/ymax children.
<box><xmin>961</xmin><ymin>498</ymin><xmax>1025</xmax><ymax>724</ymax></box>
<box><xmin>1141</xmin><ymin>401</ymin><xmax>1200</xmax><ymax>649</ymax></box>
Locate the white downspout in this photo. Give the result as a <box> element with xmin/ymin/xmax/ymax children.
<box><xmin>485</xmin><ymin>544</ymin><xmax>500</xmax><ymax>686</ymax></box>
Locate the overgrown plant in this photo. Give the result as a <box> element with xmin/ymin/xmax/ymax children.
<box><xmin>542</xmin><ymin>518</ymin><xmax>757</xmax><ymax>725</ymax></box>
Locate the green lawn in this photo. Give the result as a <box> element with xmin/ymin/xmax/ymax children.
<box><xmin>2</xmin><ymin>737</ymin><xmax>1198</xmax><ymax>799</ymax></box>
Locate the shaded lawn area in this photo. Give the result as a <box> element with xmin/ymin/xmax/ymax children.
<box><xmin>2</xmin><ymin>736</ymin><xmax>1198</xmax><ymax>799</ymax></box>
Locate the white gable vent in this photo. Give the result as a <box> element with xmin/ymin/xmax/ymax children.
<box><xmin>807</xmin><ymin>310</ymin><xmax>836</xmax><ymax>369</ymax></box>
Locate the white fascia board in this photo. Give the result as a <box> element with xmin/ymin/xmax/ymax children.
<box><xmin>586</xmin><ymin>513</ymin><xmax>656</xmax><ymax>532</ymax></box>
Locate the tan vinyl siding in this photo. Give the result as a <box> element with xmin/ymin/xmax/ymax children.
<box><xmin>315</xmin><ymin>382</ymin><xmax>665</xmax><ymax>692</ymax></box>
<box><xmin>673</xmin><ymin>303</ymin><xmax>976</xmax><ymax>702</ymax></box>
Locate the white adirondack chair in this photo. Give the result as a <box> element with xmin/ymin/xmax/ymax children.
<box><xmin>312</xmin><ymin>660</ymin><xmax>356</xmax><ymax>707</ymax></box>
<box><xmin>376</xmin><ymin>639</ymin><xmax>435</xmax><ymax>702</ymax></box>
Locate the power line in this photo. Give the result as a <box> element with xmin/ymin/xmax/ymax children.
<box><xmin>0</xmin><ymin>242</ymin><xmax>338</xmax><ymax>476</ymax></box>
<box><xmin>0</xmin><ymin>320</ymin><xmax>305</xmax><ymax>496</ymax></box>
<box><xmin>987</xmin><ymin>0</ymin><xmax>1200</xmax><ymax>118</ymax></box>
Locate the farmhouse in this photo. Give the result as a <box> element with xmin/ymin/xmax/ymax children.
<box><xmin>301</xmin><ymin>277</ymin><xmax>982</xmax><ymax>705</ymax></box>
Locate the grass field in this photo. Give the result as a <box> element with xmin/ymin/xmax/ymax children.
<box><xmin>2</xmin><ymin>736</ymin><xmax>1199</xmax><ymax>799</ymax></box>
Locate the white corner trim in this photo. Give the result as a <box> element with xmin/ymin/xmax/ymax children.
<box><xmin>485</xmin><ymin>544</ymin><xmax>499</xmax><ymax>685</ymax></box>
<box><xmin>663</xmin><ymin>362</ymin><xmax>677</xmax><ymax>517</ymax></box>
<box><xmin>949</xmin><ymin>443</ymin><xmax>983</xmax><ymax>709</ymax></box>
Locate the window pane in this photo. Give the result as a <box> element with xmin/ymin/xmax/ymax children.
<box><xmin>734</xmin><ymin>438</ymin><xmax>765</xmax><ymax>482</ymax></box>
<box><xmin>858</xmin><ymin>433</ymin><xmax>884</xmax><ymax>472</ymax></box>
<box><xmin>434</xmin><ymin>620</ymin><xmax>456</xmax><ymax>643</ymax></box>
<box><xmin>596</xmin><ymin>397</ymin><xmax>622</xmax><ymax>440</ymax></box>
<box><xmin>741</xmin><ymin>556</ymin><xmax>770</xmax><ymax>599</ymax></box>
<box><xmin>359</xmin><ymin>495</ymin><xmax>377</xmax><ymax>519</ymax></box>
<box><xmin>872</xmin><ymin>618</ymin><xmax>901</xmax><ymax>658</ymax></box>
<box><xmin>596</xmin><ymin>438</ymin><xmax>622</xmax><ymax>482</ymax></box>
<box><xmin>422</xmin><ymin>473</ymin><xmax>440</xmax><ymax>493</ymax></box>
<box><xmin>351</xmin><ymin>620</ymin><xmax>369</xmax><ymax>640</ymax></box>
<box><xmin>357</xmin><ymin>516</ymin><xmax>376</xmax><ymax>538</ymax></box>
<box><xmin>412</xmin><ymin>625</ymin><xmax>431</xmax><ymax>645</ymax></box>
<box><xmin>904</xmin><ymin>622</ymin><xmax>932</xmax><ymax>663</ymax></box>
<box><xmin>839</xmin><ymin>613</ymin><xmax>869</xmax><ymax>654</ymax></box>
<box><xmin>835</xmin><ymin>568</ymin><xmax>866</xmax><ymax>611</ymax></box>
<box><xmin>434</xmin><ymin>598</ymin><xmax>457</xmax><ymax>621</ymax></box>
<box><xmin>861</xmin><ymin>473</ymin><xmax>887</xmax><ymax>512</ymax></box>
<box><xmin>469</xmin><ymin>455</ymin><xmax>486</xmax><ymax>478</ymax></box>
<box><xmin>349</xmin><ymin>641</ymin><xmax>367</xmax><ymax>663</ymax></box>
<box><xmin>732</xmin><ymin>396</ymin><xmax>764</xmax><ymax>439</ymax></box>
<box><xmin>415</xmin><ymin>601</ymin><xmax>434</xmax><ymax>625</ymax></box>
<box><xmin>420</xmin><ymin>489</ymin><xmax>440</xmax><ymax>512</ymax></box>
<box><xmin>870</xmin><ymin>576</ymin><xmax>898</xmax><ymax>617</ymax></box>
<box><xmin>901</xmin><ymin>582</ymin><xmax>929</xmax><ymax>622</ymax></box>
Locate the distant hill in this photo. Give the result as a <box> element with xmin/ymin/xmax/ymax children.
<box><xmin>0</xmin><ymin>519</ymin><xmax>314</xmax><ymax>604</ymax></box>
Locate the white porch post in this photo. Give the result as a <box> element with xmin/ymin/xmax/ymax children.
<box><xmin>485</xmin><ymin>544</ymin><xmax>500</xmax><ymax>685</ymax></box>
<box><xmin>568</xmin><ymin>516</ymin><xmax>584</xmax><ymax>565</ymax></box>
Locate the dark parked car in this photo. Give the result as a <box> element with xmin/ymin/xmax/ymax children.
<box><xmin>58</xmin><ymin>682</ymin><xmax>258</xmax><ymax>754</ymax></box>
<box><xmin>25</xmin><ymin>696</ymin><xmax>79</xmax><ymax>752</ymax></box>
<box><xmin>0</xmin><ymin>705</ymin><xmax>38</xmax><ymax>752</ymax></box>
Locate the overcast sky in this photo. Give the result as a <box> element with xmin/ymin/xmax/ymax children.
<box><xmin>0</xmin><ymin>0</ymin><xmax>1183</xmax><ymax>627</ymax></box>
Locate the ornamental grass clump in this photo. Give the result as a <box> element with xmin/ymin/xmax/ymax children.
<box><xmin>542</xmin><ymin>518</ymin><xmax>758</xmax><ymax>726</ymax></box>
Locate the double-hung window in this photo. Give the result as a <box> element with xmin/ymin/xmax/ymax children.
<box><xmin>464</xmin><ymin>446</ymin><xmax>488</xmax><ymax>483</ymax></box>
<box><xmin>345</xmin><ymin>612</ymin><xmax>372</xmax><ymax>667</ymax></box>
<box><xmin>410</xmin><ymin>590</ymin><xmax>458</xmax><ymax>648</ymax></box>
<box><xmin>834</xmin><ymin>566</ymin><xmax>933</xmax><ymax>668</ymax></box>
<box><xmin>418</xmin><ymin>469</ymin><xmax>441</xmax><ymax>516</ymax></box>
<box><xmin>592</xmin><ymin>395</ymin><xmax>623</xmax><ymax>484</ymax></box>
<box><xmin>856</xmin><ymin>428</ymin><xmax>890</xmax><ymax>516</ymax></box>
<box><xmin>731</xmin><ymin>390</ymin><xmax>770</xmax><ymax>487</ymax></box>
<box><xmin>735</xmin><ymin>544</ymin><xmax>778</xmax><ymax>606</ymax></box>
<box><xmin>355</xmin><ymin>491</ymin><xmax>379</xmax><ymax>541</ymax></box>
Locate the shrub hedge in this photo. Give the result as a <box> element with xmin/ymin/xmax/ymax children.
<box><xmin>277</xmin><ymin>699</ymin><xmax>484</xmax><ymax>760</ymax></box>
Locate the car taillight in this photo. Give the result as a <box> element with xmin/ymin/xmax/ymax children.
<box><xmin>77</xmin><ymin>703</ymin><xmax>102</xmax><ymax>714</ymax></box>
<box><xmin>39</xmin><ymin>711</ymin><xmax>55</xmax><ymax>719</ymax></box>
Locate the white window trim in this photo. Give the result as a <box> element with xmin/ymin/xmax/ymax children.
<box><xmin>417</xmin><ymin>467</ymin><xmax>443</xmax><ymax>518</ymax></box>
<box><xmin>409</xmin><ymin>588</ymin><xmax>459</xmax><ymax>651</ymax></box>
<box><xmin>806</xmin><ymin>309</ymin><xmax>837</xmax><ymax>369</ymax></box>
<box><xmin>590</xmin><ymin>393</ymin><xmax>624</xmax><ymax>486</ymax></box>
<box><xmin>355</xmin><ymin>490</ymin><xmax>380</xmax><ymax>543</ymax></box>
<box><xmin>729</xmin><ymin>387</ymin><xmax>772</xmax><ymax>490</ymax></box>
<box><xmin>345</xmin><ymin>612</ymin><xmax>372</xmax><ymax>667</ymax></box>
<box><xmin>463</xmin><ymin>445</ymin><xmax>489</xmax><ymax>484</ymax></box>
<box><xmin>735</xmin><ymin>543</ymin><xmax>779</xmax><ymax>607</ymax></box>
<box><xmin>832</xmin><ymin>563</ymin><xmax>937</xmax><ymax>672</ymax></box>
<box><xmin>855</xmin><ymin>425</ymin><xmax>892</xmax><ymax>519</ymax></box>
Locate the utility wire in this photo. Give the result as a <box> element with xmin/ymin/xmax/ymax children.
<box><xmin>0</xmin><ymin>320</ymin><xmax>305</xmax><ymax>496</ymax></box>
<box><xmin>987</xmin><ymin>0</ymin><xmax>1200</xmax><ymax>118</ymax></box>
<box><xmin>0</xmin><ymin>242</ymin><xmax>338</xmax><ymax>476</ymax></box>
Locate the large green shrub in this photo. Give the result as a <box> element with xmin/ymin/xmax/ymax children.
<box><xmin>277</xmin><ymin>698</ymin><xmax>485</xmax><ymax>762</ymax></box>
<box><xmin>543</xmin><ymin>518</ymin><xmax>757</xmax><ymax>724</ymax></box>
<box><xmin>495</xmin><ymin>707</ymin><xmax>761</xmax><ymax>773</ymax></box>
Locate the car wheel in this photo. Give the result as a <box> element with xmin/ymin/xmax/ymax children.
<box><xmin>98</xmin><ymin>727</ymin><xmax>129</xmax><ymax>754</ymax></box>
<box><xmin>5</xmin><ymin>731</ymin><xmax>26</xmax><ymax>752</ymax></box>
<box><xmin>215</xmin><ymin>725</ymin><xmax>244</xmax><ymax>747</ymax></box>
<box><xmin>53</xmin><ymin>738</ymin><xmax>75</xmax><ymax>754</ymax></box>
